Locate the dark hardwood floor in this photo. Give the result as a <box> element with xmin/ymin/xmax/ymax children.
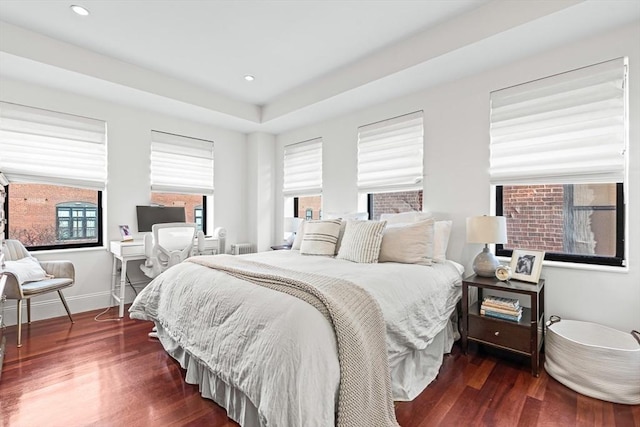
<box><xmin>1</xmin><ymin>307</ymin><xmax>638</xmax><ymax>426</ymax></box>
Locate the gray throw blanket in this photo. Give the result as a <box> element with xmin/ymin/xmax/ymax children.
<box><xmin>188</xmin><ymin>255</ymin><xmax>399</xmax><ymax>427</ymax></box>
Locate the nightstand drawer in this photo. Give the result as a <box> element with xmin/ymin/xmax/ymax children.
<box><xmin>468</xmin><ymin>316</ymin><xmax>531</xmax><ymax>354</ymax></box>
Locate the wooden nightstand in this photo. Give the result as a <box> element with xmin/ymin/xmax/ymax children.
<box><xmin>461</xmin><ymin>274</ymin><xmax>545</xmax><ymax>377</ymax></box>
<box><xmin>270</xmin><ymin>244</ymin><xmax>292</xmax><ymax>250</ymax></box>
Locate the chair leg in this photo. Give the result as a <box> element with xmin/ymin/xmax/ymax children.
<box><xmin>58</xmin><ymin>290</ymin><xmax>74</xmax><ymax>324</ymax></box>
<box><xmin>27</xmin><ymin>298</ymin><xmax>32</xmax><ymax>324</ymax></box>
<box><xmin>16</xmin><ymin>300</ymin><xmax>23</xmax><ymax>348</ymax></box>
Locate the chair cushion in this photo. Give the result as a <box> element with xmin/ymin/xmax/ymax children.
<box><xmin>21</xmin><ymin>278</ymin><xmax>74</xmax><ymax>295</ymax></box>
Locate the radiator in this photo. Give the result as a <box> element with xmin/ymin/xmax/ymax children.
<box><xmin>231</xmin><ymin>243</ymin><xmax>255</xmax><ymax>255</ymax></box>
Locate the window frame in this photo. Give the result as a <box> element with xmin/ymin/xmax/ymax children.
<box><xmin>495</xmin><ymin>183</ymin><xmax>624</xmax><ymax>267</ymax></box>
<box><xmin>4</xmin><ymin>184</ymin><xmax>104</xmax><ymax>251</ymax></box>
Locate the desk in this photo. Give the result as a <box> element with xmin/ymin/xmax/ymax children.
<box><xmin>109</xmin><ymin>237</ymin><xmax>221</xmax><ymax>317</ymax></box>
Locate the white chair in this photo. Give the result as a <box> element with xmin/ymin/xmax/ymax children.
<box><xmin>139</xmin><ymin>223</ymin><xmax>200</xmax><ymax>279</ymax></box>
<box><xmin>1</xmin><ymin>239</ymin><xmax>75</xmax><ymax>347</ymax></box>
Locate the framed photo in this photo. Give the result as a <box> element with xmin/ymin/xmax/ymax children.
<box><xmin>119</xmin><ymin>224</ymin><xmax>133</xmax><ymax>241</ymax></box>
<box><xmin>509</xmin><ymin>249</ymin><xmax>545</xmax><ymax>283</ymax></box>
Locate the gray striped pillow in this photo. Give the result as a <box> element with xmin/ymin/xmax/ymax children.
<box><xmin>336</xmin><ymin>220</ymin><xmax>387</xmax><ymax>263</ymax></box>
<box><xmin>299</xmin><ymin>219</ymin><xmax>342</xmax><ymax>256</ymax></box>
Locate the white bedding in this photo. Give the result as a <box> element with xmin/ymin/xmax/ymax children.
<box><xmin>129</xmin><ymin>250</ymin><xmax>463</xmax><ymax>426</ymax></box>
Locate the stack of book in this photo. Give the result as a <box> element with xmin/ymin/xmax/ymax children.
<box><xmin>480</xmin><ymin>296</ymin><xmax>522</xmax><ymax>322</ymax></box>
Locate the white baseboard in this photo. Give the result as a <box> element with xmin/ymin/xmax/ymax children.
<box><xmin>1</xmin><ymin>289</ymin><xmax>136</xmax><ymax>327</ymax></box>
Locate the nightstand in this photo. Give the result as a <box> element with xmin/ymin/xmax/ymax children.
<box><xmin>270</xmin><ymin>244</ymin><xmax>292</xmax><ymax>250</ymax></box>
<box><xmin>461</xmin><ymin>274</ymin><xmax>545</xmax><ymax>377</ymax></box>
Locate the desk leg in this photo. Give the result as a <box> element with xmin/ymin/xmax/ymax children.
<box><xmin>119</xmin><ymin>258</ymin><xmax>127</xmax><ymax>318</ymax></box>
<box><xmin>111</xmin><ymin>256</ymin><xmax>118</xmax><ymax>308</ymax></box>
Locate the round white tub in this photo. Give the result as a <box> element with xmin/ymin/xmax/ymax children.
<box><xmin>545</xmin><ymin>317</ymin><xmax>640</xmax><ymax>405</ymax></box>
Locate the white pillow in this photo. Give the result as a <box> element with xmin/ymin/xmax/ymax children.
<box><xmin>336</xmin><ymin>220</ymin><xmax>386</xmax><ymax>263</ymax></box>
<box><xmin>379</xmin><ymin>211</ymin><xmax>433</xmax><ymax>225</ymax></box>
<box><xmin>378</xmin><ymin>219</ymin><xmax>434</xmax><ymax>266</ymax></box>
<box><xmin>299</xmin><ymin>219</ymin><xmax>342</xmax><ymax>256</ymax></box>
<box><xmin>433</xmin><ymin>220</ymin><xmax>452</xmax><ymax>263</ymax></box>
<box><xmin>291</xmin><ymin>219</ymin><xmax>306</xmax><ymax>250</ymax></box>
<box><xmin>2</xmin><ymin>257</ymin><xmax>48</xmax><ymax>284</ymax></box>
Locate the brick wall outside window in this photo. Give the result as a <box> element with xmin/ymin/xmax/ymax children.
<box><xmin>371</xmin><ymin>190</ymin><xmax>423</xmax><ymax>220</ymax></box>
<box><xmin>7</xmin><ymin>183</ymin><xmax>97</xmax><ymax>246</ymax></box>
<box><xmin>502</xmin><ymin>185</ymin><xmax>565</xmax><ymax>252</ymax></box>
<box><xmin>150</xmin><ymin>193</ymin><xmax>202</xmax><ymax>224</ymax></box>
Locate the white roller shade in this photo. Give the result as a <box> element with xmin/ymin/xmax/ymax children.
<box><xmin>0</xmin><ymin>102</ymin><xmax>107</xmax><ymax>190</ymax></box>
<box><xmin>283</xmin><ymin>138</ymin><xmax>322</xmax><ymax>197</ymax></box>
<box><xmin>150</xmin><ymin>131</ymin><xmax>214</xmax><ymax>195</ymax></box>
<box><xmin>358</xmin><ymin>111</ymin><xmax>424</xmax><ymax>193</ymax></box>
<box><xmin>490</xmin><ymin>57</ymin><xmax>627</xmax><ymax>185</ymax></box>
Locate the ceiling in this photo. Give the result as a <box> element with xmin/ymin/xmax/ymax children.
<box><xmin>0</xmin><ymin>0</ymin><xmax>639</xmax><ymax>134</ymax></box>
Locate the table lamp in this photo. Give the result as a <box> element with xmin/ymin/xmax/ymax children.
<box><xmin>284</xmin><ymin>217</ymin><xmax>302</xmax><ymax>245</ymax></box>
<box><xmin>466</xmin><ymin>215</ymin><xmax>508</xmax><ymax>277</ymax></box>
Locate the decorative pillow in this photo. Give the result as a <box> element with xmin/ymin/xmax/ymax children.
<box><xmin>378</xmin><ymin>219</ymin><xmax>435</xmax><ymax>265</ymax></box>
<box><xmin>336</xmin><ymin>220</ymin><xmax>387</xmax><ymax>263</ymax></box>
<box><xmin>322</xmin><ymin>213</ymin><xmax>370</xmax><ymax>255</ymax></box>
<box><xmin>291</xmin><ymin>220</ymin><xmax>306</xmax><ymax>250</ymax></box>
<box><xmin>379</xmin><ymin>211</ymin><xmax>433</xmax><ymax>225</ymax></box>
<box><xmin>433</xmin><ymin>220</ymin><xmax>453</xmax><ymax>263</ymax></box>
<box><xmin>2</xmin><ymin>257</ymin><xmax>48</xmax><ymax>284</ymax></box>
<box><xmin>299</xmin><ymin>219</ymin><xmax>342</xmax><ymax>256</ymax></box>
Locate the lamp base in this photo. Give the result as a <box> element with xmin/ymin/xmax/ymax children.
<box><xmin>473</xmin><ymin>246</ymin><xmax>500</xmax><ymax>277</ymax></box>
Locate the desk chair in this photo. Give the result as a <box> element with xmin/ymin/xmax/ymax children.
<box><xmin>1</xmin><ymin>239</ymin><xmax>75</xmax><ymax>347</ymax></box>
<box><xmin>140</xmin><ymin>222</ymin><xmax>200</xmax><ymax>279</ymax></box>
<box><xmin>139</xmin><ymin>222</ymin><xmax>200</xmax><ymax>339</ymax></box>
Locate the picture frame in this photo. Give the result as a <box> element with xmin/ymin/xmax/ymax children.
<box><xmin>118</xmin><ymin>224</ymin><xmax>133</xmax><ymax>241</ymax></box>
<box><xmin>509</xmin><ymin>249</ymin><xmax>545</xmax><ymax>283</ymax></box>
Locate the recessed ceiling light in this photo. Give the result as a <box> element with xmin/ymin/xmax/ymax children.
<box><xmin>244</xmin><ymin>75</ymin><xmax>255</xmax><ymax>82</ymax></box>
<box><xmin>70</xmin><ymin>5</ymin><xmax>90</xmax><ymax>16</ymax></box>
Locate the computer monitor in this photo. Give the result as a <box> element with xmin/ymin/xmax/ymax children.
<box><xmin>136</xmin><ymin>205</ymin><xmax>186</xmax><ymax>232</ymax></box>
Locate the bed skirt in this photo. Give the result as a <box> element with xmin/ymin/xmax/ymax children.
<box><xmin>156</xmin><ymin>320</ymin><xmax>457</xmax><ymax>426</ymax></box>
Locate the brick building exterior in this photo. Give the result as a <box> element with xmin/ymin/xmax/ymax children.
<box><xmin>371</xmin><ymin>190</ymin><xmax>423</xmax><ymax>220</ymax></box>
<box><xmin>502</xmin><ymin>185</ymin><xmax>565</xmax><ymax>253</ymax></box>
<box><xmin>7</xmin><ymin>183</ymin><xmax>97</xmax><ymax>246</ymax></box>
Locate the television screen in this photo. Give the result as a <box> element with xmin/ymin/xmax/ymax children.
<box><xmin>136</xmin><ymin>205</ymin><xmax>186</xmax><ymax>232</ymax></box>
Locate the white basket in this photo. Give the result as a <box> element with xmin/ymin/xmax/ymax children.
<box><xmin>545</xmin><ymin>317</ymin><xmax>640</xmax><ymax>405</ymax></box>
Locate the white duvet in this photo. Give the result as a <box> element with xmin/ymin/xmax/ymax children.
<box><xmin>129</xmin><ymin>250</ymin><xmax>463</xmax><ymax>426</ymax></box>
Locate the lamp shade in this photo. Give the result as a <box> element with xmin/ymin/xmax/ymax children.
<box><xmin>284</xmin><ymin>217</ymin><xmax>302</xmax><ymax>233</ymax></box>
<box><xmin>466</xmin><ymin>216</ymin><xmax>507</xmax><ymax>244</ymax></box>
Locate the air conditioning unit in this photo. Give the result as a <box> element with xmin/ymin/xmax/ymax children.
<box><xmin>231</xmin><ymin>243</ymin><xmax>255</xmax><ymax>255</ymax></box>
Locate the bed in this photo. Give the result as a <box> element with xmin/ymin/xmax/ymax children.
<box><xmin>129</xmin><ymin>216</ymin><xmax>463</xmax><ymax>427</ymax></box>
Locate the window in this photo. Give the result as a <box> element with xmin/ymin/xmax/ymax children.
<box><xmin>0</xmin><ymin>102</ymin><xmax>106</xmax><ymax>250</ymax></box>
<box><xmin>150</xmin><ymin>131</ymin><xmax>214</xmax><ymax>233</ymax></box>
<box><xmin>366</xmin><ymin>190</ymin><xmax>423</xmax><ymax>221</ymax></box>
<box><xmin>283</xmin><ymin>138</ymin><xmax>322</xmax><ymax>219</ymax></box>
<box><xmin>491</xmin><ymin>58</ymin><xmax>627</xmax><ymax>266</ymax></box>
<box><xmin>357</xmin><ymin>111</ymin><xmax>424</xmax><ymax>219</ymax></box>
<box><xmin>57</xmin><ymin>202</ymin><xmax>98</xmax><ymax>240</ymax></box>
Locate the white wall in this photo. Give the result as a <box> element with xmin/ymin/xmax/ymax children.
<box><xmin>1</xmin><ymin>78</ymin><xmax>248</xmax><ymax>325</ymax></box>
<box><xmin>275</xmin><ymin>23</ymin><xmax>640</xmax><ymax>332</ymax></box>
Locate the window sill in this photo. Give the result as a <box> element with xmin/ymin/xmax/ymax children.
<box><xmin>29</xmin><ymin>245</ymin><xmax>107</xmax><ymax>257</ymax></box>
<box><xmin>497</xmin><ymin>256</ymin><xmax>628</xmax><ymax>274</ymax></box>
